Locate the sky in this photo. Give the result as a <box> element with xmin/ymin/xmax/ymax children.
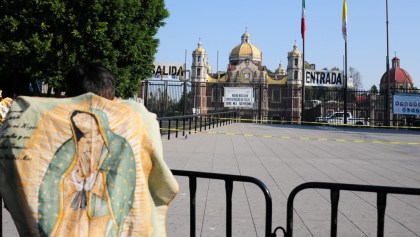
<box><xmin>154</xmin><ymin>0</ymin><xmax>420</xmax><ymax>89</ymax></box>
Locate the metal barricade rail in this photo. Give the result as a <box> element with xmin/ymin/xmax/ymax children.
<box><xmin>158</xmin><ymin>111</ymin><xmax>237</xmax><ymax>140</ymax></box>
<box><xmin>273</xmin><ymin>182</ymin><xmax>420</xmax><ymax>237</ymax></box>
<box><xmin>171</xmin><ymin>169</ymin><xmax>274</xmax><ymax>237</ymax></box>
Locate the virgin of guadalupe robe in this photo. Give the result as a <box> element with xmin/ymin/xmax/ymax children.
<box><xmin>0</xmin><ymin>93</ymin><xmax>179</xmax><ymax>237</ymax></box>
<box><xmin>38</xmin><ymin>109</ymin><xmax>136</xmax><ymax>237</ymax></box>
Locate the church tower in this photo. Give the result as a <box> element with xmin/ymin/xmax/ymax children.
<box><xmin>286</xmin><ymin>42</ymin><xmax>303</xmax><ymax>123</ymax></box>
<box><xmin>287</xmin><ymin>42</ymin><xmax>302</xmax><ymax>85</ymax></box>
<box><xmin>191</xmin><ymin>39</ymin><xmax>208</xmax><ymax>82</ymax></box>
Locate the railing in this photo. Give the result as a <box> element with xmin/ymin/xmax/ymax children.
<box><xmin>158</xmin><ymin>111</ymin><xmax>237</xmax><ymax>140</ymax></box>
<box><xmin>273</xmin><ymin>182</ymin><xmax>420</xmax><ymax>237</ymax></box>
<box><xmin>171</xmin><ymin>169</ymin><xmax>274</xmax><ymax>237</ymax></box>
<box><xmin>2</xmin><ymin>180</ymin><xmax>420</xmax><ymax>236</ymax></box>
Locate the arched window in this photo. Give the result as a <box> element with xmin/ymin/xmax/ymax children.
<box><xmin>294</xmin><ymin>71</ymin><xmax>298</xmax><ymax>80</ymax></box>
<box><xmin>198</xmin><ymin>56</ymin><xmax>201</xmax><ymax>63</ymax></box>
<box><xmin>197</xmin><ymin>68</ymin><xmax>201</xmax><ymax>76</ymax></box>
<box><xmin>294</xmin><ymin>59</ymin><xmax>298</xmax><ymax>66</ymax></box>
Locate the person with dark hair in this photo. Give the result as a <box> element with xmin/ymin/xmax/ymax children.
<box><xmin>0</xmin><ymin>63</ymin><xmax>178</xmax><ymax>236</ymax></box>
<box><xmin>64</xmin><ymin>63</ymin><xmax>116</xmax><ymax>100</ymax></box>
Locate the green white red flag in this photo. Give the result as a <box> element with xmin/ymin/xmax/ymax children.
<box><xmin>301</xmin><ymin>0</ymin><xmax>306</xmax><ymax>39</ymax></box>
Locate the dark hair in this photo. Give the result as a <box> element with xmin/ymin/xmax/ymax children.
<box><xmin>64</xmin><ymin>63</ymin><xmax>116</xmax><ymax>99</ymax></box>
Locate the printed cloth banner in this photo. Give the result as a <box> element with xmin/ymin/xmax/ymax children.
<box><xmin>0</xmin><ymin>93</ymin><xmax>179</xmax><ymax>237</ymax></box>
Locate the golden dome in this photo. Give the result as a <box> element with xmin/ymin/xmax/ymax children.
<box><xmin>290</xmin><ymin>42</ymin><xmax>300</xmax><ymax>56</ymax></box>
<box><xmin>195</xmin><ymin>47</ymin><xmax>205</xmax><ymax>53</ymax></box>
<box><xmin>230</xmin><ymin>44</ymin><xmax>262</xmax><ymax>60</ymax></box>
<box><xmin>193</xmin><ymin>39</ymin><xmax>206</xmax><ymax>53</ymax></box>
<box><xmin>229</xmin><ymin>31</ymin><xmax>262</xmax><ymax>63</ymax></box>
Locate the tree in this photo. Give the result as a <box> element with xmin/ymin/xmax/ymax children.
<box><xmin>0</xmin><ymin>0</ymin><xmax>168</xmax><ymax>98</ymax></box>
<box><xmin>370</xmin><ymin>85</ymin><xmax>378</xmax><ymax>93</ymax></box>
<box><xmin>349</xmin><ymin>67</ymin><xmax>362</xmax><ymax>89</ymax></box>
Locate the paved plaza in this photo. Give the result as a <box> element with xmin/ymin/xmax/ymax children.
<box><xmin>164</xmin><ymin>123</ymin><xmax>420</xmax><ymax>237</ymax></box>
<box><xmin>2</xmin><ymin>123</ymin><xmax>420</xmax><ymax>236</ymax></box>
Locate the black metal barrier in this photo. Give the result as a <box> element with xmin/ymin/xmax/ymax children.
<box><xmin>171</xmin><ymin>169</ymin><xmax>274</xmax><ymax>237</ymax></box>
<box><xmin>273</xmin><ymin>182</ymin><xmax>420</xmax><ymax>237</ymax></box>
<box><xmin>2</xmin><ymin>178</ymin><xmax>420</xmax><ymax>236</ymax></box>
<box><xmin>158</xmin><ymin>111</ymin><xmax>237</xmax><ymax>140</ymax></box>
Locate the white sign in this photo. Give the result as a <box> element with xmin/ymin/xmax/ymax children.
<box><xmin>223</xmin><ymin>87</ymin><xmax>254</xmax><ymax>108</ymax></box>
<box><xmin>153</xmin><ymin>62</ymin><xmax>185</xmax><ymax>80</ymax></box>
<box><xmin>305</xmin><ymin>70</ymin><xmax>344</xmax><ymax>87</ymax></box>
<box><xmin>393</xmin><ymin>94</ymin><xmax>420</xmax><ymax>115</ymax></box>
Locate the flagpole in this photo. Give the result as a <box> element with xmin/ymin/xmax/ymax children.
<box><xmin>344</xmin><ymin>39</ymin><xmax>348</xmax><ymax>124</ymax></box>
<box><xmin>301</xmin><ymin>0</ymin><xmax>306</xmax><ymax>124</ymax></box>
<box><xmin>386</xmin><ymin>0</ymin><xmax>391</xmax><ymax>126</ymax></box>
<box><xmin>342</xmin><ymin>0</ymin><xmax>348</xmax><ymax>124</ymax></box>
<box><xmin>302</xmin><ymin>38</ymin><xmax>305</xmax><ymax>123</ymax></box>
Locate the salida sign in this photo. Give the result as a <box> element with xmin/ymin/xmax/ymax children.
<box><xmin>305</xmin><ymin>70</ymin><xmax>344</xmax><ymax>87</ymax></box>
<box><xmin>153</xmin><ymin>63</ymin><xmax>184</xmax><ymax>80</ymax></box>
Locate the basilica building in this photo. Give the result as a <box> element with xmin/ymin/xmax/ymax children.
<box><xmin>190</xmin><ymin>30</ymin><xmax>298</xmax><ymax>85</ymax></box>
<box><xmin>190</xmin><ymin>31</ymin><xmax>304</xmax><ymax>121</ymax></box>
<box><xmin>182</xmin><ymin>30</ymin><xmax>416</xmax><ymax>124</ymax></box>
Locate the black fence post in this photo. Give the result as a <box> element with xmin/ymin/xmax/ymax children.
<box><xmin>204</xmin><ymin>117</ymin><xmax>207</xmax><ymax>131</ymax></box>
<box><xmin>167</xmin><ymin>119</ymin><xmax>171</xmax><ymax>140</ymax></box>
<box><xmin>189</xmin><ymin>177</ymin><xmax>197</xmax><ymax>237</ymax></box>
<box><xmin>183</xmin><ymin>81</ymin><xmax>187</xmax><ymax>116</ymax></box>
<box><xmin>330</xmin><ymin>189</ymin><xmax>340</xmax><ymax>237</ymax></box>
<box><xmin>208</xmin><ymin>115</ymin><xmax>211</xmax><ymax>130</ymax></box>
<box><xmin>182</xmin><ymin>118</ymin><xmax>186</xmax><ymax>136</ymax></box>
<box><xmin>175</xmin><ymin>119</ymin><xmax>179</xmax><ymax>138</ymax></box>
<box><xmin>195</xmin><ymin>116</ymin><xmax>198</xmax><ymax>133</ymax></box>
<box><xmin>377</xmin><ymin>193</ymin><xmax>387</xmax><ymax>237</ymax></box>
<box><xmin>225</xmin><ymin>181</ymin><xmax>233</xmax><ymax>237</ymax></box>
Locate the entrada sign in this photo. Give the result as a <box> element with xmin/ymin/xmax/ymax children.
<box><xmin>305</xmin><ymin>70</ymin><xmax>344</xmax><ymax>87</ymax></box>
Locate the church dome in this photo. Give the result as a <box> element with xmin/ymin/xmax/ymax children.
<box><xmin>380</xmin><ymin>56</ymin><xmax>413</xmax><ymax>88</ymax></box>
<box><xmin>193</xmin><ymin>39</ymin><xmax>206</xmax><ymax>54</ymax></box>
<box><xmin>229</xmin><ymin>31</ymin><xmax>262</xmax><ymax>64</ymax></box>
<box><xmin>289</xmin><ymin>42</ymin><xmax>301</xmax><ymax>56</ymax></box>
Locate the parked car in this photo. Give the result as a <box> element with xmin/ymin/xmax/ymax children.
<box><xmin>316</xmin><ymin>112</ymin><xmax>369</xmax><ymax>125</ymax></box>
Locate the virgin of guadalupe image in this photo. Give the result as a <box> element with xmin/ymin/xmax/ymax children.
<box><xmin>38</xmin><ymin>109</ymin><xmax>137</xmax><ymax>237</ymax></box>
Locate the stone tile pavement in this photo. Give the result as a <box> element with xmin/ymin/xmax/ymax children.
<box><xmin>163</xmin><ymin>123</ymin><xmax>420</xmax><ymax>237</ymax></box>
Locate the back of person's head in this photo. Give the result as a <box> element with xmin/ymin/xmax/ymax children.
<box><xmin>64</xmin><ymin>63</ymin><xmax>116</xmax><ymax>100</ymax></box>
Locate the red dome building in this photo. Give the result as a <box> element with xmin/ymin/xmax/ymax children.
<box><xmin>380</xmin><ymin>56</ymin><xmax>414</xmax><ymax>91</ymax></box>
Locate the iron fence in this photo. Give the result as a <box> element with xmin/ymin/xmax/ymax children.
<box><xmin>157</xmin><ymin>111</ymin><xmax>237</xmax><ymax>140</ymax></box>
<box><xmin>2</xmin><ymin>177</ymin><xmax>420</xmax><ymax>236</ymax></box>
<box><xmin>141</xmin><ymin>80</ymin><xmax>420</xmax><ymax>127</ymax></box>
<box><xmin>274</xmin><ymin>182</ymin><xmax>420</xmax><ymax>237</ymax></box>
<box><xmin>171</xmin><ymin>169</ymin><xmax>274</xmax><ymax>237</ymax></box>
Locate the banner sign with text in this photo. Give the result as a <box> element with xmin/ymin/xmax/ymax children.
<box><xmin>152</xmin><ymin>62</ymin><xmax>185</xmax><ymax>80</ymax></box>
<box><xmin>393</xmin><ymin>94</ymin><xmax>420</xmax><ymax>115</ymax></box>
<box><xmin>305</xmin><ymin>70</ymin><xmax>346</xmax><ymax>87</ymax></box>
<box><xmin>223</xmin><ymin>87</ymin><xmax>254</xmax><ymax>108</ymax></box>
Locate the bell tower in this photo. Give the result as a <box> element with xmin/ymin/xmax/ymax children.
<box><xmin>287</xmin><ymin>42</ymin><xmax>302</xmax><ymax>85</ymax></box>
<box><xmin>191</xmin><ymin>39</ymin><xmax>208</xmax><ymax>82</ymax></box>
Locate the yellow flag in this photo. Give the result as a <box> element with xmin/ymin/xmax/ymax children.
<box><xmin>342</xmin><ymin>0</ymin><xmax>347</xmax><ymax>41</ymax></box>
